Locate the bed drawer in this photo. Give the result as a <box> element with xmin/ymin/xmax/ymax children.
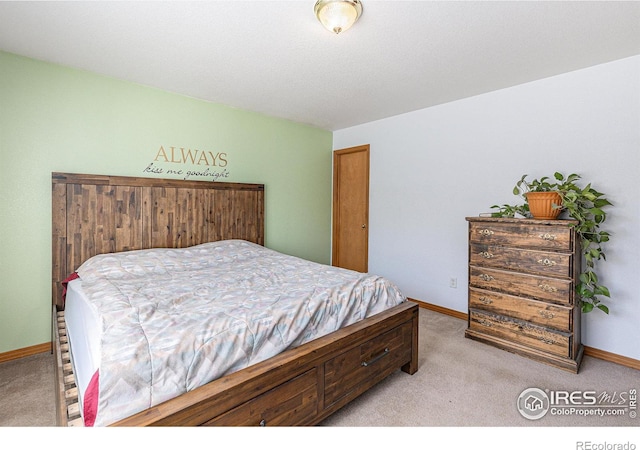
<box><xmin>203</xmin><ymin>369</ymin><xmax>318</xmax><ymax>426</ymax></box>
<box><xmin>323</xmin><ymin>321</ymin><xmax>413</xmax><ymax>406</ymax></box>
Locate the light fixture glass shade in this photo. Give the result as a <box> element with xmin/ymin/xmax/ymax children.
<box><xmin>314</xmin><ymin>0</ymin><xmax>363</xmax><ymax>34</ymax></box>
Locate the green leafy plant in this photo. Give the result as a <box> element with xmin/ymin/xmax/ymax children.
<box><xmin>490</xmin><ymin>203</ymin><xmax>529</xmax><ymax>218</ymax></box>
<box><xmin>514</xmin><ymin>173</ymin><xmax>566</xmax><ymax>194</ymax></box>
<box><xmin>491</xmin><ymin>172</ymin><xmax>613</xmax><ymax>314</ymax></box>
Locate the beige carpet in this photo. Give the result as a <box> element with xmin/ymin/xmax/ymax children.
<box><xmin>1</xmin><ymin>308</ymin><xmax>638</xmax><ymax>436</ymax></box>
<box><xmin>0</xmin><ymin>349</ymin><xmax>56</xmax><ymax>427</ymax></box>
<box><xmin>322</xmin><ymin>309</ymin><xmax>639</xmax><ymax>427</ymax></box>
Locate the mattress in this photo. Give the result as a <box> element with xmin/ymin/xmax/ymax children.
<box><xmin>64</xmin><ymin>278</ymin><xmax>101</xmax><ymax>417</ymax></box>
<box><xmin>64</xmin><ymin>239</ymin><xmax>407</xmax><ymax>426</ymax></box>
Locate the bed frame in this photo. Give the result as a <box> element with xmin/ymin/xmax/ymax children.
<box><xmin>52</xmin><ymin>172</ymin><xmax>418</xmax><ymax>426</ymax></box>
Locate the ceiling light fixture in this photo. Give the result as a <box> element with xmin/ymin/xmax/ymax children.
<box><xmin>314</xmin><ymin>0</ymin><xmax>363</xmax><ymax>35</ymax></box>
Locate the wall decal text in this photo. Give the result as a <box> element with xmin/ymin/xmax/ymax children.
<box><xmin>143</xmin><ymin>145</ymin><xmax>231</xmax><ymax>181</ymax></box>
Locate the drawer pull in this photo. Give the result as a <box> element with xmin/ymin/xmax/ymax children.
<box><xmin>538</xmin><ymin>283</ymin><xmax>558</xmax><ymax>293</ymax></box>
<box><xmin>479</xmin><ymin>251</ymin><xmax>494</xmax><ymax>259</ymax></box>
<box><xmin>478</xmin><ymin>229</ymin><xmax>494</xmax><ymax>237</ymax></box>
<box><xmin>478</xmin><ymin>273</ymin><xmax>494</xmax><ymax>282</ymax></box>
<box><xmin>540</xmin><ymin>336</ymin><xmax>558</xmax><ymax>345</ymax></box>
<box><xmin>539</xmin><ymin>233</ymin><xmax>557</xmax><ymax>241</ymax></box>
<box><xmin>537</xmin><ymin>258</ymin><xmax>557</xmax><ymax>267</ymax></box>
<box><xmin>478</xmin><ymin>296</ymin><xmax>493</xmax><ymax>305</ymax></box>
<box><xmin>538</xmin><ymin>310</ymin><xmax>555</xmax><ymax>319</ymax></box>
<box><xmin>361</xmin><ymin>348</ymin><xmax>389</xmax><ymax>367</ymax></box>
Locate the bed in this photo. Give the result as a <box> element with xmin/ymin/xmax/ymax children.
<box><xmin>52</xmin><ymin>172</ymin><xmax>419</xmax><ymax>427</ymax></box>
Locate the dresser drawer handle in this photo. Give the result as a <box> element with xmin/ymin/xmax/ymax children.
<box><xmin>479</xmin><ymin>251</ymin><xmax>494</xmax><ymax>259</ymax></box>
<box><xmin>538</xmin><ymin>283</ymin><xmax>558</xmax><ymax>293</ymax></box>
<box><xmin>478</xmin><ymin>296</ymin><xmax>493</xmax><ymax>305</ymax></box>
<box><xmin>478</xmin><ymin>229</ymin><xmax>494</xmax><ymax>237</ymax></box>
<box><xmin>538</xmin><ymin>310</ymin><xmax>555</xmax><ymax>319</ymax></box>
<box><xmin>539</xmin><ymin>233</ymin><xmax>557</xmax><ymax>241</ymax></box>
<box><xmin>537</xmin><ymin>258</ymin><xmax>557</xmax><ymax>267</ymax></box>
<box><xmin>540</xmin><ymin>336</ymin><xmax>558</xmax><ymax>345</ymax></box>
<box><xmin>361</xmin><ymin>348</ymin><xmax>389</xmax><ymax>367</ymax></box>
<box><xmin>478</xmin><ymin>274</ymin><xmax>494</xmax><ymax>282</ymax></box>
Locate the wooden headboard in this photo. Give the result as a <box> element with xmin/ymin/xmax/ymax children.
<box><xmin>52</xmin><ymin>172</ymin><xmax>264</xmax><ymax>309</ymax></box>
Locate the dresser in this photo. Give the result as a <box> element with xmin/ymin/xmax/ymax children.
<box><xmin>464</xmin><ymin>217</ymin><xmax>583</xmax><ymax>373</ymax></box>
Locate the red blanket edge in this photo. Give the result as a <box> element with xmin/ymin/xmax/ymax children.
<box><xmin>61</xmin><ymin>272</ymin><xmax>80</xmax><ymax>309</ymax></box>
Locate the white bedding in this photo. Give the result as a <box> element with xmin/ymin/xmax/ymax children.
<box><xmin>65</xmin><ymin>239</ymin><xmax>407</xmax><ymax>426</ymax></box>
<box><xmin>64</xmin><ymin>279</ymin><xmax>100</xmax><ymax>413</ymax></box>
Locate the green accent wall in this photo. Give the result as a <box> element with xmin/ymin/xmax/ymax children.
<box><xmin>0</xmin><ymin>51</ymin><xmax>333</xmax><ymax>354</ymax></box>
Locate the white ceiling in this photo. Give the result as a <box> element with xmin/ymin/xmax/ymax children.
<box><xmin>1</xmin><ymin>1</ymin><xmax>639</xmax><ymax>131</ymax></box>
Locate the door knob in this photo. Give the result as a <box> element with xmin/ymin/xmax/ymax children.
<box><xmin>362</xmin><ymin>224</ymin><xmax>367</xmax><ymax>229</ymax></box>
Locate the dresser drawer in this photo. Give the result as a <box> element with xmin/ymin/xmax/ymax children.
<box><xmin>469</xmin><ymin>309</ymin><xmax>571</xmax><ymax>358</ymax></box>
<box><xmin>469</xmin><ymin>287</ymin><xmax>571</xmax><ymax>331</ymax></box>
<box><xmin>203</xmin><ymin>369</ymin><xmax>318</xmax><ymax>426</ymax></box>
<box><xmin>470</xmin><ymin>243</ymin><xmax>572</xmax><ymax>278</ymax></box>
<box><xmin>469</xmin><ymin>221</ymin><xmax>573</xmax><ymax>251</ymax></box>
<box><xmin>323</xmin><ymin>321</ymin><xmax>413</xmax><ymax>406</ymax></box>
<box><xmin>469</xmin><ymin>266</ymin><xmax>573</xmax><ymax>305</ymax></box>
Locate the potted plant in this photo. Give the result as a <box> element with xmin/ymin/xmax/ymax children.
<box><xmin>491</xmin><ymin>172</ymin><xmax>613</xmax><ymax>314</ymax></box>
<box><xmin>514</xmin><ymin>174</ymin><xmax>564</xmax><ymax>219</ymax></box>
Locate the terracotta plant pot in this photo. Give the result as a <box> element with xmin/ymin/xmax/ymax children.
<box><xmin>525</xmin><ymin>191</ymin><xmax>563</xmax><ymax>220</ymax></box>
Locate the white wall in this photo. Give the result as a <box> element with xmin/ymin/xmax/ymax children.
<box><xmin>333</xmin><ymin>55</ymin><xmax>640</xmax><ymax>360</ymax></box>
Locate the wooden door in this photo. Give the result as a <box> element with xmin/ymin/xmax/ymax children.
<box><xmin>332</xmin><ymin>144</ymin><xmax>369</xmax><ymax>272</ymax></box>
